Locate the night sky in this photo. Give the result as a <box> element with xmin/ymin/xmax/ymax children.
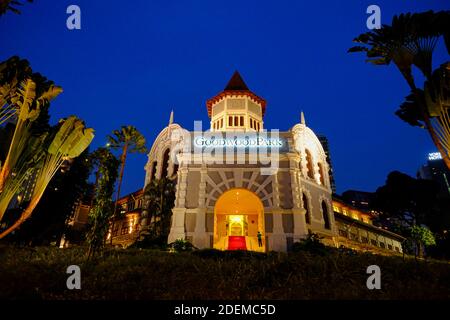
<box><xmin>1</xmin><ymin>0</ymin><xmax>449</xmax><ymax>196</ymax></box>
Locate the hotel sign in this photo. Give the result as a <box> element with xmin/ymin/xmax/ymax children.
<box><xmin>193</xmin><ymin>133</ymin><xmax>288</xmax><ymax>152</ymax></box>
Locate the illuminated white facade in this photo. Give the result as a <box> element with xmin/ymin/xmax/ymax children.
<box><xmin>143</xmin><ymin>72</ymin><xmax>337</xmax><ymax>252</ymax></box>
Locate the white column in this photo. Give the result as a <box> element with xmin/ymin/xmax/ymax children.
<box><xmin>269</xmin><ymin>171</ymin><xmax>286</xmax><ymax>251</ymax></box>
<box><xmin>168</xmin><ymin>166</ymin><xmax>188</xmax><ymax>243</ymax></box>
<box><xmin>289</xmin><ymin>156</ymin><xmax>308</xmax><ymax>241</ymax></box>
<box><xmin>193</xmin><ymin>167</ymin><xmax>208</xmax><ymax>248</ymax></box>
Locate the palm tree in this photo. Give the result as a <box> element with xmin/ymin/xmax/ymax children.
<box><xmin>0</xmin><ymin>0</ymin><xmax>33</xmax><ymax>16</ymax></box>
<box><xmin>86</xmin><ymin>147</ymin><xmax>119</xmax><ymax>258</ymax></box>
<box><xmin>349</xmin><ymin>10</ymin><xmax>450</xmax><ymax>169</ymax></box>
<box><xmin>138</xmin><ymin>177</ymin><xmax>175</xmax><ymax>242</ymax></box>
<box><xmin>0</xmin><ymin>116</ymin><xmax>94</xmax><ymax>239</ymax></box>
<box><xmin>107</xmin><ymin>126</ymin><xmax>146</xmax><ymax>242</ymax></box>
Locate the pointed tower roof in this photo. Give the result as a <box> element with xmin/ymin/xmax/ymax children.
<box><xmin>224</xmin><ymin>71</ymin><xmax>249</xmax><ymax>91</ymax></box>
<box><xmin>206</xmin><ymin>71</ymin><xmax>266</xmax><ymax>118</ymax></box>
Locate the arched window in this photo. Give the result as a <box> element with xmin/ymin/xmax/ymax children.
<box><xmin>172</xmin><ymin>151</ymin><xmax>180</xmax><ymax>177</ymax></box>
<box><xmin>303</xmin><ymin>193</ymin><xmax>311</xmax><ymax>224</ymax></box>
<box><xmin>318</xmin><ymin>163</ymin><xmax>326</xmax><ymax>186</ymax></box>
<box><xmin>149</xmin><ymin>161</ymin><xmax>157</xmax><ymax>182</ymax></box>
<box><xmin>161</xmin><ymin>149</ymin><xmax>170</xmax><ymax>178</ymax></box>
<box><xmin>322</xmin><ymin>201</ymin><xmax>331</xmax><ymax>230</ymax></box>
<box><xmin>305</xmin><ymin>149</ymin><xmax>315</xmax><ymax>179</ymax></box>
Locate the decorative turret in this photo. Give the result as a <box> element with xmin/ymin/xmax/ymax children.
<box><xmin>206</xmin><ymin>71</ymin><xmax>266</xmax><ymax>132</ymax></box>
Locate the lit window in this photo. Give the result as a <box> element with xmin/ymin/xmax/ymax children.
<box><xmin>318</xmin><ymin>163</ymin><xmax>326</xmax><ymax>185</ymax></box>
<box><xmin>305</xmin><ymin>149</ymin><xmax>315</xmax><ymax>179</ymax></box>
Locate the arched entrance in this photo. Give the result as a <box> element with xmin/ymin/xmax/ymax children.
<box><xmin>213</xmin><ymin>188</ymin><xmax>265</xmax><ymax>252</ymax></box>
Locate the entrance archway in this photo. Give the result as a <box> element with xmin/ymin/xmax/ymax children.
<box><xmin>213</xmin><ymin>188</ymin><xmax>265</xmax><ymax>252</ymax></box>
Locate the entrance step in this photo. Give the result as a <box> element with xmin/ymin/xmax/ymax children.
<box><xmin>228</xmin><ymin>236</ymin><xmax>247</xmax><ymax>250</ymax></box>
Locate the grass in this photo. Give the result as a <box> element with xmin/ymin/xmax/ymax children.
<box><xmin>0</xmin><ymin>244</ymin><xmax>449</xmax><ymax>300</ymax></box>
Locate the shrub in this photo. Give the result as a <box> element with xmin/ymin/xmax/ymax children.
<box><xmin>291</xmin><ymin>233</ymin><xmax>330</xmax><ymax>255</ymax></box>
<box><xmin>169</xmin><ymin>239</ymin><xmax>195</xmax><ymax>252</ymax></box>
<box><xmin>131</xmin><ymin>233</ymin><xmax>168</xmax><ymax>250</ymax></box>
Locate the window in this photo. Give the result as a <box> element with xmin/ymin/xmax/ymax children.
<box><xmin>361</xmin><ymin>237</ymin><xmax>369</xmax><ymax>244</ymax></box>
<box><xmin>121</xmin><ymin>223</ymin><xmax>129</xmax><ymax>235</ymax></box>
<box><xmin>350</xmin><ymin>233</ymin><xmax>359</xmax><ymax>241</ymax></box>
<box><xmin>339</xmin><ymin>229</ymin><xmax>348</xmax><ymax>237</ymax></box>
<box><xmin>149</xmin><ymin>161</ymin><xmax>157</xmax><ymax>182</ymax></box>
<box><xmin>370</xmin><ymin>239</ymin><xmax>378</xmax><ymax>246</ymax></box>
<box><xmin>228</xmin><ymin>116</ymin><xmax>232</xmax><ymax>126</ymax></box>
<box><xmin>379</xmin><ymin>242</ymin><xmax>386</xmax><ymax>248</ymax></box>
<box><xmin>172</xmin><ymin>151</ymin><xmax>180</xmax><ymax>177</ymax></box>
<box><xmin>305</xmin><ymin>149</ymin><xmax>315</xmax><ymax>179</ymax></box>
<box><xmin>388</xmin><ymin>244</ymin><xmax>393</xmax><ymax>250</ymax></box>
<box><xmin>112</xmin><ymin>226</ymin><xmax>119</xmax><ymax>237</ymax></box>
<box><xmin>161</xmin><ymin>149</ymin><xmax>170</xmax><ymax>178</ymax></box>
<box><xmin>240</xmin><ymin>116</ymin><xmax>244</xmax><ymax>126</ymax></box>
<box><xmin>220</xmin><ymin>119</ymin><xmax>223</xmax><ymax>128</ymax></box>
<box><xmin>322</xmin><ymin>201</ymin><xmax>331</xmax><ymax>230</ymax></box>
<box><xmin>394</xmin><ymin>247</ymin><xmax>400</xmax><ymax>252</ymax></box>
<box><xmin>333</xmin><ymin>205</ymin><xmax>340</xmax><ymax>213</ymax></box>
<box><xmin>234</xmin><ymin>116</ymin><xmax>238</xmax><ymax>126</ymax></box>
<box><xmin>318</xmin><ymin>163</ymin><xmax>326</xmax><ymax>186</ymax></box>
<box><xmin>127</xmin><ymin>201</ymin><xmax>135</xmax><ymax>212</ymax></box>
<box><xmin>303</xmin><ymin>193</ymin><xmax>311</xmax><ymax>224</ymax></box>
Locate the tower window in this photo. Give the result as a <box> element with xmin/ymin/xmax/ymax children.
<box><xmin>240</xmin><ymin>116</ymin><xmax>244</xmax><ymax>126</ymax></box>
<box><xmin>322</xmin><ymin>201</ymin><xmax>331</xmax><ymax>230</ymax></box>
<box><xmin>228</xmin><ymin>116</ymin><xmax>232</xmax><ymax>127</ymax></box>
<box><xmin>161</xmin><ymin>148</ymin><xmax>170</xmax><ymax>178</ymax></box>
<box><xmin>234</xmin><ymin>116</ymin><xmax>238</xmax><ymax>126</ymax></box>
<box><xmin>318</xmin><ymin>163</ymin><xmax>326</xmax><ymax>186</ymax></box>
<box><xmin>303</xmin><ymin>193</ymin><xmax>311</xmax><ymax>224</ymax></box>
<box><xmin>305</xmin><ymin>149</ymin><xmax>315</xmax><ymax>179</ymax></box>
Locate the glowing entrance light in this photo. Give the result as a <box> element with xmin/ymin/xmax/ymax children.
<box><xmin>229</xmin><ymin>215</ymin><xmax>243</xmax><ymax>223</ymax></box>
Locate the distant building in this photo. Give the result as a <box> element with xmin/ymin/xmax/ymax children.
<box><xmin>317</xmin><ymin>135</ymin><xmax>336</xmax><ymax>194</ymax></box>
<box><xmin>417</xmin><ymin>152</ymin><xmax>450</xmax><ymax>199</ymax></box>
<box><xmin>333</xmin><ymin>196</ymin><xmax>404</xmax><ymax>254</ymax></box>
<box><xmin>341</xmin><ymin>189</ymin><xmax>374</xmax><ymax>210</ymax></box>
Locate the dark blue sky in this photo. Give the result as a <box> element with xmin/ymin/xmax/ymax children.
<box><xmin>1</xmin><ymin>0</ymin><xmax>449</xmax><ymax>196</ymax></box>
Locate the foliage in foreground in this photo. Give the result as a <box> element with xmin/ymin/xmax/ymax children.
<box><xmin>0</xmin><ymin>245</ymin><xmax>449</xmax><ymax>300</ymax></box>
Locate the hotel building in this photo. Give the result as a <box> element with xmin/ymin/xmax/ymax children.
<box><xmin>132</xmin><ymin>71</ymin><xmax>404</xmax><ymax>253</ymax></box>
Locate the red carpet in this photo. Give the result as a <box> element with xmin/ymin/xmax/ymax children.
<box><xmin>228</xmin><ymin>236</ymin><xmax>247</xmax><ymax>250</ymax></box>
